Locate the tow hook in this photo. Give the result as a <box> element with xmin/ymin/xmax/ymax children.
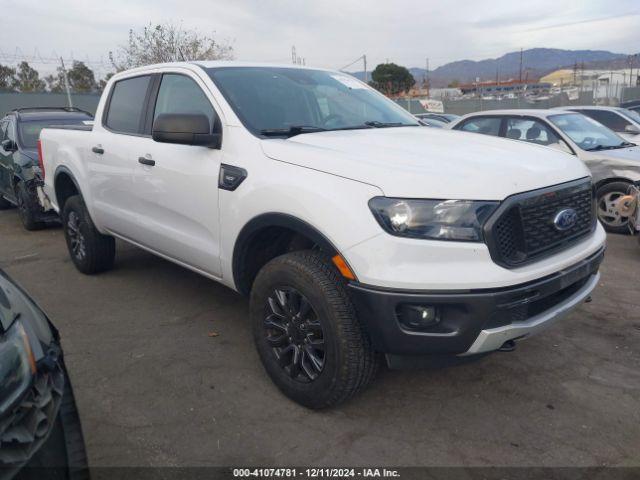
<box><xmin>498</xmin><ymin>339</ymin><xmax>517</xmax><ymax>352</ymax></box>
<box><xmin>585</xmin><ymin>295</ymin><xmax>592</xmax><ymax>303</ymax></box>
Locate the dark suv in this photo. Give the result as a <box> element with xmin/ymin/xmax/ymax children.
<box><xmin>0</xmin><ymin>108</ymin><xmax>93</xmax><ymax>230</ymax></box>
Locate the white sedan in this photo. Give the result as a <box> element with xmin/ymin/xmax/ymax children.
<box><xmin>449</xmin><ymin>109</ymin><xmax>640</xmax><ymax>233</ymax></box>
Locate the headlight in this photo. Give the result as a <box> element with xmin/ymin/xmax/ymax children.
<box><xmin>0</xmin><ymin>321</ymin><xmax>36</xmax><ymax>412</ymax></box>
<box><xmin>368</xmin><ymin>197</ymin><xmax>499</xmax><ymax>241</ymax></box>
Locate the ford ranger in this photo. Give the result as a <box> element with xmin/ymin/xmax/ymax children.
<box><xmin>38</xmin><ymin>62</ymin><xmax>606</xmax><ymax>408</ymax></box>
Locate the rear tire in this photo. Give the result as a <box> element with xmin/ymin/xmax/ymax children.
<box><xmin>250</xmin><ymin>250</ymin><xmax>379</xmax><ymax>409</ymax></box>
<box><xmin>596</xmin><ymin>181</ymin><xmax>632</xmax><ymax>234</ymax></box>
<box><xmin>15</xmin><ymin>181</ymin><xmax>45</xmax><ymax>231</ymax></box>
<box><xmin>62</xmin><ymin>195</ymin><xmax>115</xmax><ymax>274</ymax></box>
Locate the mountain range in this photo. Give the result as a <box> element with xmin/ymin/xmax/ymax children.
<box><xmin>349</xmin><ymin>48</ymin><xmax>638</xmax><ymax>87</ymax></box>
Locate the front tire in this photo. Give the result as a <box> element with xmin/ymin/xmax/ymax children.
<box><xmin>15</xmin><ymin>181</ymin><xmax>45</xmax><ymax>231</ymax></box>
<box><xmin>250</xmin><ymin>250</ymin><xmax>379</xmax><ymax>409</ymax></box>
<box><xmin>596</xmin><ymin>181</ymin><xmax>632</xmax><ymax>234</ymax></box>
<box><xmin>62</xmin><ymin>195</ymin><xmax>115</xmax><ymax>274</ymax></box>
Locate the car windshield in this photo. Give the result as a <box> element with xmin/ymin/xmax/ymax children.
<box><xmin>548</xmin><ymin>113</ymin><xmax>630</xmax><ymax>151</ymax></box>
<box><xmin>205</xmin><ymin>67</ymin><xmax>420</xmax><ymax>137</ymax></box>
<box><xmin>618</xmin><ymin>108</ymin><xmax>640</xmax><ymax>125</ymax></box>
<box><xmin>18</xmin><ymin>118</ymin><xmax>90</xmax><ymax>149</ymax></box>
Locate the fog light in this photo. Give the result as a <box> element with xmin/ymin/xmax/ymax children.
<box><xmin>397</xmin><ymin>304</ymin><xmax>440</xmax><ymax>331</ymax></box>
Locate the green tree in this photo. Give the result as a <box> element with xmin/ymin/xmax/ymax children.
<box><xmin>97</xmin><ymin>72</ymin><xmax>115</xmax><ymax>91</ymax></box>
<box><xmin>109</xmin><ymin>22</ymin><xmax>234</xmax><ymax>71</ymax></box>
<box><xmin>13</xmin><ymin>62</ymin><xmax>45</xmax><ymax>92</ymax></box>
<box><xmin>369</xmin><ymin>63</ymin><xmax>415</xmax><ymax>96</ymax></box>
<box><xmin>0</xmin><ymin>65</ymin><xmax>17</xmax><ymax>92</ymax></box>
<box><xmin>44</xmin><ymin>61</ymin><xmax>98</xmax><ymax>93</ymax></box>
<box><xmin>448</xmin><ymin>79</ymin><xmax>460</xmax><ymax>88</ymax></box>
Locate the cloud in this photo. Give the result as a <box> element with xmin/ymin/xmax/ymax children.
<box><xmin>0</xmin><ymin>0</ymin><xmax>638</xmax><ymax>78</ymax></box>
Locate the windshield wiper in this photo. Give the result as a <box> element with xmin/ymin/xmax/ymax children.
<box><xmin>260</xmin><ymin>125</ymin><xmax>327</xmax><ymax>138</ymax></box>
<box><xmin>586</xmin><ymin>141</ymin><xmax>636</xmax><ymax>151</ymax></box>
<box><xmin>363</xmin><ymin>121</ymin><xmax>416</xmax><ymax>128</ymax></box>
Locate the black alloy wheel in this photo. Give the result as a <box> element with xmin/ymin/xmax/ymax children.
<box><xmin>263</xmin><ymin>287</ymin><xmax>325</xmax><ymax>382</ymax></box>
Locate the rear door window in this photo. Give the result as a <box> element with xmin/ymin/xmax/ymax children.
<box><xmin>456</xmin><ymin>117</ymin><xmax>502</xmax><ymax>136</ymax></box>
<box><xmin>105</xmin><ymin>76</ymin><xmax>151</xmax><ymax>134</ymax></box>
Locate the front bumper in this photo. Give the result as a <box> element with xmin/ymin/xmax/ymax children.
<box><xmin>348</xmin><ymin>247</ymin><xmax>604</xmax><ymax>356</ymax></box>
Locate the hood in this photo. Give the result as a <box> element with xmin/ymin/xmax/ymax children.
<box><xmin>0</xmin><ymin>271</ymin><xmax>54</xmax><ymax>347</ymax></box>
<box><xmin>261</xmin><ymin>127</ymin><xmax>590</xmax><ymax>200</ymax></box>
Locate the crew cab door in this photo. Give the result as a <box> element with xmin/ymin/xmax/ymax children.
<box><xmin>130</xmin><ymin>72</ymin><xmax>223</xmax><ymax>277</ymax></box>
<box><xmin>90</xmin><ymin>74</ymin><xmax>153</xmax><ymax>235</ymax></box>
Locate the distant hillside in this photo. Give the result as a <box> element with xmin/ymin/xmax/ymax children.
<box><xmin>349</xmin><ymin>48</ymin><xmax>637</xmax><ymax>87</ymax></box>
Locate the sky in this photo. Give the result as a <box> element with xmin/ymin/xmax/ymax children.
<box><xmin>1</xmin><ymin>0</ymin><xmax>639</xmax><ymax>79</ymax></box>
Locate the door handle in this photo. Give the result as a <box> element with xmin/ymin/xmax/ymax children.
<box><xmin>92</xmin><ymin>146</ymin><xmax>104</xmax><ymax>155</ymax></box>
<box><xmin>138</xmin><ymin>157</ymin><xmax>156</xmax><ymax>167</ymax></box>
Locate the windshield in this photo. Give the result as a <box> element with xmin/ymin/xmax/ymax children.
<box><xmin>618</xmin><ymin>108</ymin><xmax>640</xmax><ymax>125</ymax></box>
<box><xmin>18</xmin><ymin>118</ymin><xmax>90</xmax><ymax>149</ymax></box>
<box><xmin>205</xmin><ymin>67</ymin><xmax>420</xmax><ymax>137</ymax></box>
<box><xmin>548</xmin><ymin>113</ymin><xmax>630</xmax><ymax>151</ymax></box>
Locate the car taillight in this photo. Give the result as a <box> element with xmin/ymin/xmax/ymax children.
<box><xmin>37</xmin><ymin>139</ymin><xmax>45</xmax><ymax>180</ymax></box>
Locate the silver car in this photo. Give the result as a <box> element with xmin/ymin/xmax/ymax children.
<box><xmin>449</xmin><ymin>109</ymin><xmax>640</xmax><ymax>233</ymax></box>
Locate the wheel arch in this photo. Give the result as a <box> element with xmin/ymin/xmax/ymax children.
<box><xmin>53</xmin><ymin>166</ymin><xmax>83</xmax><ymax>211</ymax></box>
<box><xmin>594</xmin><ymin>177</ymin><xmax>634</xmax><ymax>191</ymax></box>
<box><xmin>232</xmin><ymin>213</ymin><xmax>341</xmax><ymax>296</ymax></box>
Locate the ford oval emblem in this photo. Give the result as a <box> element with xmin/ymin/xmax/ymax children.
<box><xmin>553</xmin><ymin>208</ymin><xmax>578</xmax><ymax>231</ymax></box>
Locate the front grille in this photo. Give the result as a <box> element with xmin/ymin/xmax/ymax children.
<box><xmin>486</xmin><ymin>179</ymin><xmax>595</xmax><ymax>268</ymax></box>
<box><xmin>0</xmin><ymin>363</ymin><xmax>64</xmax><ymax>466</ymax></box>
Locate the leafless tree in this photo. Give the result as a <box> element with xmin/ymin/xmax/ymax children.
<box><xmin>109</xmin><ymin>22</ymin><xmax>234</xmax><ymax>71</ymax></box>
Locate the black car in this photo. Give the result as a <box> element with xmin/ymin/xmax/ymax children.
<box><xmin>621</xmin><ymin>100</ymin><xmax>640</xmax><ymax>114</ymax></box>
<box><xmin>0</xmin><ymin>270</ymin><xmax>88</xmax><ymax>480</ymax></box>
<box><xmin>0</xmin><ymin>108</ymin><xmax>93</xmax><ymax>230</ymax></box>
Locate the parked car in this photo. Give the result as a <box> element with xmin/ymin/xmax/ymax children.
<box><xmin>620</xmin><ymin>100</ymin><xmax>640</xmax><ymax>114</ymax></box>
<box><xmin>0</xmin><ymin>107</ymin><xmax>93</xmax><ymax>230</ymax></box>
<box><xmin>415</xmin><ymin>112</ymin><xmax>460</xmax><ymax>123</ymax></box>
<box><xmin>39</xmin><ymin>63</ymin><xmax>605</xmax><ymax>408</ymax></box>
<box><xmin>450</xmin><ymin>109</ymin><xmax>640</xmax><ymax>233</ymax></box>
<box><xmin>555</xmin><ymin>105</ymin><xmax>640</xmax><ymax>143</ymax></box>
<box><xmin>0</xmin><ymin>270</ymin><xmax>88</xmax><ymax>479</ymax></box>
<box><xmin>415</xmin><ymin>115</ymin><xmax>448</xmax><ymax>128</ymax></box>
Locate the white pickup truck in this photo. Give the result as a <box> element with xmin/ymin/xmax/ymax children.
<box><xmin>39</xmin><ymin>62</ymin><xmax>606</xmax><ymax>408</ymax></box>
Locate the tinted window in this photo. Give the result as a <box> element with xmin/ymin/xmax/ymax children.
<box><xmin>457</xmin><ymin>117</ymin><xmax>502</xmax><ymax>136</ymax></box>
<box><xmin>153</xmin><ymin>74</ymin><xmax>216</xmax><ymax>127</ymax></box>
<box><xmin>578</xmin><ymin>110</ymin><xmax>630</xmax><ymax>132</ymax></box>
<box><xmin>105</xmin><ymin>76</ymin><xmax>151</xmax><ymax>133</ymax></box>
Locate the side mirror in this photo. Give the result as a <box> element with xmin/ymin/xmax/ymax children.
<box><xmin>152</xmin><ymin>113</ymin><xmax>222</xmax><ymax>149</ymax></box>
<box><xmin>624</xmin><ymin>124</ymin><xmax>640</xmax><ymax>135</ymax></box>
<box><xmin>1</xmin><ymin>139</ymin><xmax>17</xmax><ymax>152</ymax></box>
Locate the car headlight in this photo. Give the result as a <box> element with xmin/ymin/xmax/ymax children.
<box><xmin>0</xmin><ymin>321</ymin><xmax>36</xmax><ymax>412</ymax></box>
<box><xmin>368</xmin><ymin>197</ymin><xmax>499</xmax><ymax>241</ymax></box>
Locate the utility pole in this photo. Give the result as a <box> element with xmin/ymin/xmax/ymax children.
<box><xmin>425</xmin><ymin>57</ymin><xmax>430</xmax><ymax>97</ymax></box>
<box><xmin>363</xmin><ymin>54</ymin><xmax>367</xmax><ymax>83</ymax></box>
<box><xmin>59</xmin><ymin>57</ymin><xmax>73</xmax><ymax>109</ymax></box>
<box><xmin>519</xmin><ymin>48</ymin><xmax>523</xmax><ymax>84</ymax></box>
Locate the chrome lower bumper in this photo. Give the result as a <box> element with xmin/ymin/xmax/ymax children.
<box><xmin>461</xmin><ymin>272</ymin><xmax>600</xmax><ymax>355</ymax></box>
